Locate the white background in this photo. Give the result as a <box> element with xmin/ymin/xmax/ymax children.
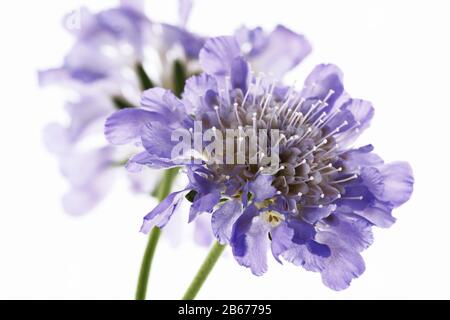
<box><xmin>0</xmin><ymin>0</ymin><xmax>449</xmax><ymax>299</ymax></box>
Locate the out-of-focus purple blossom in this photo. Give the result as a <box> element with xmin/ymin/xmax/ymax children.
<box><xmin>40</xmin><ymin>0</ymin><xmax>202</xmax><ymax>215</ymax></box>
<box><xmin>39</xmin><ymin>0</ymin><xmax>203</xmax><ymax>103</ymax></box>
<box><xmin>105</xmin><ymin>35</ymin><xmax>414</xmax><ymax>290</ymax></box>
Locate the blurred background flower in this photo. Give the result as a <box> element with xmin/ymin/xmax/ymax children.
<box><xmin>38</xmin><ymin>0</ymin><xmax>204</xmax><ymax>215</ymax></box>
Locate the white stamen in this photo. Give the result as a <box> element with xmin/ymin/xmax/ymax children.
<box><xmin>278</xmin><ymin>82</ymin><xmax>297</xmax><ymax>114</ymax></box>
<box><xmin>312</xmin><ymin>112</ymin><xmax>327</xmax><ymax>127</ymax></box>
<box><xmin>323</xmin><ymin>89</ymin><xmax>335</xmax><ymax>103</ymax></box>
<box><xmin>214</xmin><ymin>106</ymin><xmax>225</xmax><ymax>129</ymax></box>
<box><xmin>259</xmin><ymin>93</ymin><xmax>272</xmax><ymax>120</ymax></box>
<box><xmin>274</xmin><ymin>134</ymin><xmax>286</xmax><ymax>147</ymax></box>
<box><xmin>241</xmin><ymin>83</ymin><xmax>253</xmax><ymax>107</ymax></box>
<box><xmin>318</xmin><ymin>107</ymin><xmax>342</xmax><ymax>129</ymax></box>
<box><xmin>321</xmin><ymin>120</ymin><xmax>348</xmax><ymax>141</ymax></box>
<box><xmin>294</xmin><ymin>159</ymin><xmax>307</xmax><ymax>168</ymax></box>
<box><xmin>224</xmin><ymin>76</ymin><xmax>231</xmax><ymax>105</ymax></box>
<box><xmin>252</xmin><ymin>112</ymin><xmax>257</xmax><ymax>134</ymax></box>
<box><xmin>331</xmin><ymin>174</ymin><xmax>358</xmax><ymax>184</ymax></box>
<box><xmin>292</xmin><ymin>97</ymin><xmax>306</xmax><ymax>113</ymax></box>
<box><xmin>322</xmin><ymin>167</ymin><xmax>343</xmax><ymax>176</ymax></box>
<box><xmin>299</xmin><ymin>139</ymin><xmax>326</xmax><ymax>161</ymax></box>
<box><xmin>341</xmin><ymin>196</ymin><xmax>364</xmax><ymax>200</ymax></box>
<box><xmin>299</xmin><ymin>100</ymin><xmax>322</xmax><ymax>126</ymax></box>
<box><xmin>233</xmin><ymin>103</ymin><xmax>243</xmax><ymax>126</ymax></box>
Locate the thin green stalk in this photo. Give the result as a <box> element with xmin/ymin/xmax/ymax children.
<box><xmin>182</xmin><ymin>242</ymin><xmax>226</xmax><ymax>300</ymax></box>
<box><xmin>173</xmin><ymin>59</ymin><xmax>188</xmax><ymax>98</ymax></box>
<box><xmin>135</xmin><ymin>62</ymin><xmax>155</xmax><ymax>90</ymax></box>
<box><xmin>135</xmin><ymin>168</ymin><xmax>178</xmax><ymax>300</ymax></box>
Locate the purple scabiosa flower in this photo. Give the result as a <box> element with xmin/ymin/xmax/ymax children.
<box><xmin>105</xmin><ymin>35</ymin><xmax>414</xmax><ymax>290</ymax></box>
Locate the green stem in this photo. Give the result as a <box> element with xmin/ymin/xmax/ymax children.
<box><xmin>135</xmin><ymin>62</ymin><xmax>154</xmax><ymax>91</ymax></box>
<box><xmin>182</xmin><ymin>242</ymin><xmax>226</xmax><ymax>300</ymax></box>
<box><xmin>135</xmin><ymin>168</ymin><xmax>178</xmax><ymax>300</ymax></box>
<box><xmin>135</xmin><ymin>227</ymin><xmax>161</xmax><ymax>300</ymax></box>
<box><xmin>173</xmin><ymin>59</ymin><xmax>188</xmax><ymax>98</ymax></box>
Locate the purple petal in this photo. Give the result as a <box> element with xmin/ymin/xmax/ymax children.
<box><xmin>337</xmin><ymin>99</ymin><xmax>375</xmax><ymax>146</ymax></box>
<box><xmin>140</xmin><ymin>190</ymin><xmax>186</xmax><ymax>233</ymax></box>
<box><xmin>140</xmin><ymin>124</ymin><xmax>175</xmax><ymax>163</ymax></box>
<box><xmin>270</xmin><ymin>222</ymin><xmax>294</xmax><ymax>263</ymax></box>
<box><xmin>356</xmin><ymin>201</ymin><xmax>396</xmax><ymax>228</ymax></box>
<box><xmin>43</xmin><ymin>123</ymin><xmax>71</xmax><ymax>155</ymax></box>
<box><xmin>140</xmin><ymin>88</ymin><xmax>170</xmax><ymax>111</ymax></box>
<box><xmin>62</xmin><ymin>189</ymin><xmax>98</xmax><ymax>216</ymax></box>
<box><xmin>281</xmin><ymin>243</ymin><xmax>326</xmax><ymax>272</ymax></box>
<box><xmin>104</xmin><ymin>108</ymin><xmax>156</xmax><ymax>145</ymax></box>
<box><xmin>182</xmin><ymin>73</ymin><xmax>218</xmax><ymax>113</ymax></box>
<box><xmin>69</xmin><ymin>68</ymin><xmax>106</xmax><ymax>83</ymax></box>
<box><xmin>306</xmin><ymin>240</ymin><xmax>331</xmax><ymax>257</ymax></box>
<box><xmin>60</xmin><ymin>147</ymin><xmax>114</xmax><ymax>188</ymax></box>
<box><xmin>156</xmin><ymin>23</ymin><xmax>205</xmax><ymax>59</ymax></box>
<box><xmin>344</xmin><ymin>99</ymin><xmax>374</xmax><ymax>132</ymax></box>
<box><xmin>246</xmin><ymin>25</ymin><xmax>312</xmax><ymax>78</ymax></box>
<box><xmin>316</xmin><ymin>232</ymin><xmax>366</xmax><ymax>291</ymax></box>
<box><xmin>302</xmin><ymin>64</ymin><xmax>344</xmax><ymax>106</ymax></box>
<box><xmin>378</xmin><ymin>162</ymin><xmax>414</xmax><ymax>207</ymax></box>
<box><xmin>287</xmin><ymin>218</ymin><xmax>316</xmax><ymax>245</ymax></box>
<box><xmin>189</xmin><ymin>190</ymin><xmax>221</xmax><ymax>222</ymax></box>
<box><xmin>45</xmin><ymin>96</ymin><xmax>113</xmax><ymax>155</ymax></box>
<box><xmin>120</xmin><ymin>0</ymin><xmax>145</xmax><ymax>11</ymax></box>
<box><xmin>336</xmin><ymin>184</ymin><xmax>375</xmax><ymax>211</ymax></box>
<box><xmin>194</xmin><ymin>213</ymin><xmax>214</xmax><ymax>246</ymax></box>
<box><xmin>230</xmin><ymin>56</ymin><xmax>249</xmax><ymax>92</ymax></box>
<box><xmin>302</xmin><ymin>204</ymin><xmax>336</xmax><ymax>224</ymax></box>
<box><xmin>199</xmin><ymin>36</ymin><xmax>241</xmax><ymax>78</ymax></box>
<box><xmin>248</xmin><ymin>174</ymin><xmax>277</xmax><ymax>202</ymax></box>
<box><xmin>62</xmin><ymin>168</ymin><xmax>115</xmax><ymax>216</ymax></box>
<box><xmin>38</xmin><ymin>68</ymin><xmax>65</xmax><ymax>86</ymax></box>
<box><xmin>140</xmin><ymin>88</ymin><xmax>185</xmax><ymax>116</ymax></box>
<box><xmin>187</xmin><ymin>167</ymin><xmax>218</xmax><ymax>194</ymax></box>
<box><xmin>360</xmin><ymin>167</ymin><xmax>385</xmax><ymax>197</ymax></box>
<box><xmin>211</xmin><ymin>199</ymin><xmax>243</xmax><ymax>244</ymax></box>
<box><xmin>61</xmin><ymin>150</ymin><xmax>116</xmax><ymax>215</ymax></box>
<box><xmin>233</xmin><ymin>217</ymin><xmax>271</xmax><ymax>276</ymax></box>
<box><xmin>230</xmin><ymin>204</ymin><xmax>259</xmax><ymax>257</ymax></box>
<box><xmin>178</xmin><ymin>0</ymin><xmax>193</xmax><ymax>28</ymax></box>
<box><xmin>66</xmin><ymin>96</ymin><xmax>113</xmax><ymax>135</ymax></box>
<box><xmin>342</xmin><ymin>145</ymin><xmax>384</xmax><ymax>171</ymax></box>
<box><xmin>94</xmin><ymin>7</ymin><xmax>149</xmax><ymax>56</ymax></box>
<box><xmin>126</xmin><ymin>151</ymin><xmax>177</xmax><ymax>171</ymax></box>
<box><xmin>324</xmin><ymin>213</ymin><xmax>374</xmax><ymax>252</ymax></box>
<box><xmin>125</xmin><ymin>151</ymin><xmax>151</xmax><ymax>172</ymax></box>
<box><xmin>324</xmin><ymin>108</ymin><xmax>356</xmax><ymax>134</ymax></box>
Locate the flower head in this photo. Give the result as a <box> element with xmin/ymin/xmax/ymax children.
<box><xmin>105</xmin><ymin>35</ymin><xmax>414</xmax><ymax>289</ymax></box>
